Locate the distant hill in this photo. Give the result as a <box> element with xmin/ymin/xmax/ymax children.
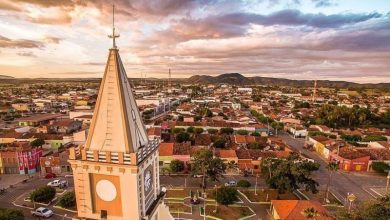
<box><xmin>0</xmin><ymin>75</ymin><xmax>14</xmax><ymax>79</ymax></box>
<box><xmin>188</xmin><ymin>73</ymin><xmax>390</xmax><ymax>88</ymax></box>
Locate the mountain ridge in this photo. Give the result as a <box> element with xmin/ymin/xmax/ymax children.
<box><xmin>187</xmin><ymin>73</ymin><xmax>390</xmax><ymax>88</ymax></box>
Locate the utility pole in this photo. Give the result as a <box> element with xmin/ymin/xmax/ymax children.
<box><xmin>386</xmin><ymin>170</ymin><xmax>390</xmax><ymax>194</ymax></box>
<box><xmin>255</xmin><ymin>174</ymin><xmax>258</xmax><ymax>196</ymax></box>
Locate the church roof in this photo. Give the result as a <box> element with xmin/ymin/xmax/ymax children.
<box><xmin>85</xmin><ymin>48</ymin><xmax>148</xmax><ymax>153</ymax></box>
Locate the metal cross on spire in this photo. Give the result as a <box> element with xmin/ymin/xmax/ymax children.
<box><xmin>108</xmin><ymin>4</ymin><xmax>120</xmax><ymax>48</ymax></box>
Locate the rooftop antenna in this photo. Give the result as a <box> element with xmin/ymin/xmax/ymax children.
<box><xmin>108</xmin><ymin>4</ymin><xmax>120</xmax><ymax>48</ymax></box>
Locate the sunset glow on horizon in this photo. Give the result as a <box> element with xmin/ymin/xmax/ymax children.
<box><xmin>0</xmin><ymin>0</ymin><xmax>389</xmax><ymax>83</ymax></box>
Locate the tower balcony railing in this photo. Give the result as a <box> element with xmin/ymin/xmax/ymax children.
<box><xmin>69</xmin><ymin>138</ymin><xmax>160</xmax><ymax>165</ymax></box>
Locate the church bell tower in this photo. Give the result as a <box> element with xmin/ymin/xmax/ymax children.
<box><xmin>68</xmin><ymin>5</ymin><xmax>172</xmax><ymax>220</ymax></box>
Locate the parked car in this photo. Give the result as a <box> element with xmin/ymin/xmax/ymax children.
<box><xmin>44</xmin><ymin>173</ymin><xmax>57</xmax><ymax>179</ymax></box>
<box><xmin>225</xmin><ymin>180</ymin><xmax>237</xmax><ymax>187</ymax></box>
<box><xmin>31</xmin><ymin>207</ymin><xmax>53</xmax><ymax>218</ymax></box>
<box><xmin>47</xmin><ymin>179</ymin><xmax>68</xmax><ymax>188</ymax></box>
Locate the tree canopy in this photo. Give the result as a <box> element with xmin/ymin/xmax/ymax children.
<box><xmin>170</xmin><ymin>159</ymin><xmax>185</xmax><ymax>173</ymax></box>
<box><xmin>191</xmin><ymin>149</ymin><xmax>226</xmax><ymax>190</ymax></box>
<box><xmin>261</xmin><ymin>154</ymin><xmax>320</xmax><ymax>194</ymax></box>
<box><xmin>337</xmin><ymin>194</ymin><xmax>390</xmax><ymax>220</ymax></box>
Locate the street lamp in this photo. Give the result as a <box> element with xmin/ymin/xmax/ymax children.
<box><xmin>203</xmin><ymin>192</ymin><xmax>207</xmax><ymax>220</ymax></box>
<box><xmin>254</xmin><ymin>174</ymin><xmax>259</xmax><ymax>196</ymax></box>
<box><xmin>214</xmin><ymin>185</ymin><xmax>218</xmax><ymax>213</ymax></box>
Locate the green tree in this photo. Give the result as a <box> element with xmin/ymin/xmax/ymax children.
<box><xmin>372</xmin><ymin>162</ymin><xmax>390</xmax><ymax>174</ymax></box>
<box><xmin>213</xmin><ymin>139</ymin><xmax>226</xmax><ymax>148</ymax></box>
<box><xmin>176</xmin><ymin>132</ymin><xmax>190</xmax><ymax>143</ymax></box>
<box><xmin>251</xmin><ymin>132</ymin><xmax>260</xmax><ymax>136</ymax></box>
<box><xmin>30</xmin><ymin>138</ymin><xmax>45</xmax><ymax>147</ymax></box>
<box><xmin>261</xmin><ymin>153</ymin><xmax>320</xmax><ymax>194</ymax></box>
<box><xmin>170</xmin><ymin>159</ymin><xmax>185</xmax><ymax>173</ymax></box>
<box><xmin>325</xmin><ymin>162</ymin><xmax>338</xmax><ymax>202</ymax></box>
<box><xmin>191</xmin><ymin>149</ymin><xmax>226</xmax><ymax>191</ymax></box>
<box><xmin>337</xmin><ymin>194</ymin><xmax>390</xmax><ymax>220</ymax></box>
<box><xmin>0</xmin><ymin>208</ymin><xmax>24</xmax><ymax>220</ymax></box>
<box><xmin>236</xmin><ymin>130</ymin><xmax>249</xmax><ymax>135</ymax></box>
<box><xmin>58</xmin><ymin>191</ymin><xmax>76</xmax><ymax>209</ymax></box>
<box><xmin>207</xmin><ymin>128</ymin><xmax>218</xmax><ymax>135</ymax></box>
<box><xmin>214</xmin><ymin>186</ymin><xmax>239</xmax><ymax>205</ymax></box>
<box><xmin>186</xmin><ymin>126</ymin><xmax>195</xmax><ymax>133</ymax></box>
<box><xmin>30</xmin><ymin>186</ymin><xmax>56</xmax><ymax>203</ymax></box>
<box><xmin>194</xmin><ymin>127</ymin><xmax>204</xmax><ymax>134</ymax></box>
<box><xmin>220</xmin><ymin>127</ymin><xmax>234</xmax><ymax>134</ymax></box>
<box><xmin>172</xmin><ymin>127</ymin><xmax>185</xmax><ymax>134</ymax></box>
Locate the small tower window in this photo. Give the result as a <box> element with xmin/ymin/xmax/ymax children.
<box><xmin>101</xmin><ymin>210</ymin><xmax>108</xmax><ymax>219</ymax></box>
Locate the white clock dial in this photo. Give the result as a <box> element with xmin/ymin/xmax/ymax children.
<box><xmin>96</xmin><ymin>179</ymin><xmax>117</xmax><ymax>202</ymax></box>
<box><xmin>145</xmin><ymin>171</ymin><xmax>152</xmax><ymax>192</ymax></box>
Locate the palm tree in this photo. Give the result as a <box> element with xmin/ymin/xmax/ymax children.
<box><xmin>302</xmin><ymin>207</ymin><xmax>319</xmax><ymax>220</ymax></box>
<box><xmin>325</xmin><ymin>162</ymin><xmax>339</xmax><ymax>202</ymax></box>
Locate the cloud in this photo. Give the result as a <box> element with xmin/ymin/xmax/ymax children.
<box><xmin>17</xmin><ymin>51</ymin><xmax>36</xmax><ymax>57</ymax></box>
<box><xmin>312</xmin><ymin>0</ymin><xmax>336</xmax><ymax>8</ymax></box>
<box><xmin>0</xmin><ymin>35</ymin><xmax>43</xmax><ymax>48</ymax></box>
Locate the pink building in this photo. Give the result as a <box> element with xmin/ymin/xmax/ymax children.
<box><xmin>17</xmin><ymin>146</ymin><xmax>43</xmax><ymax>174</ymax></box>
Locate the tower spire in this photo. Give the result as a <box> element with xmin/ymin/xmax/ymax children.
<box><xmin>108</xmin><ymin>4</ymin><xmax>120</xmax><ymax>48</ymax></box>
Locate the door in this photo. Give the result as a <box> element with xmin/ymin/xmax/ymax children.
<box><xmin>355</xmin><ymin>165</ymin><xmax>361</xmax><ymax>171</ymax></box>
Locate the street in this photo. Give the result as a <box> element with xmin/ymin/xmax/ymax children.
<box><xmin>0</xmin><ymin>175</ymin><xmax>75</xmax><ymax>220</ymax></box>
<box><xmin>278</xmin><ymin>131</ymin><xmax>388</xmax><ymax>203</ymax></box>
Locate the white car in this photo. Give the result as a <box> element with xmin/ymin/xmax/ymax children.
<box><xmin>47</xmin><ymin>179</ymin><xmax>67</xmax><ymax>187</ymax></box>
<box><xmin>31</xmin><ymin>207</ymin><xmax>53</xmax><ymax>218</ymax></box>
<box><xmin>225</xmin><ymin>180</ymin><xmax>237</xmax><ymax>187</ymax></box>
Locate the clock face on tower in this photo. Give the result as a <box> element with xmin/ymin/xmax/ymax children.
<box><xmin>144</xmin><ymin>170</ymin><xmax>152</xmax><ymax>192</ymax></box>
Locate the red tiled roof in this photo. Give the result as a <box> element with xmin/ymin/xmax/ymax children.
<box><xmin>272</xmin><ymin>200</ymin><xmax>333</xmax><ymax>220</ymax></box>
<box><xmin>159</xmin><ymin>143</ymin><xmax>174</xmax><ymax>156</ymax></box>
<box><xmin>215</xmin><ymin>149</ymin><xmax>237</xmax><ymax>158</ymax></box>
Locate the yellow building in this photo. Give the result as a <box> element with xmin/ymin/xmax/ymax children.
<box><xmin>68</xmin><ymin>14</ymin><xmax>172</xmax><ymax>220</ymax></box>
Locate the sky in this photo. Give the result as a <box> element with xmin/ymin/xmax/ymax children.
<box><xmin>0</xmin><ymin>0</ymin><xmax>389</xmax><ymax>83</ymax></box>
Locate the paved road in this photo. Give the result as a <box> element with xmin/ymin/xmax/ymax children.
<box><xmin>0</xmin><ymin>175</ymin><xmax>75</xmax><ymax>220</ymax></box>
<box><xmin>278</xmin><ymin>131</ymin><xmax>387</xmax><ymax>203</ymax></box>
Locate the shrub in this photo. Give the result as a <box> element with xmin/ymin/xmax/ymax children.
<box><xmin>237</xmin><ymin>180</ymin><xmax>251</xmax><ymax>188</ymax></box>
<box><xmin>207</xmin><ymin>128</ymin><xmax>218</xmax><ymax>135</ymax></box>
<box><xmin>251</xmin><ymin>132</ymin><xmax>260</xmax><ymax>136</ymax></box>
<box><xmin>214</xmin><ymin>186</ymin><xmax>238</xmax><ymax>205</ymax></box>
<box><xmin>170</xmin><ymin>160</ymin><xmax>185</xmax><ymax>173</ymax></box>
<box><xmin>0</xmin><ymin>208</ymin><xmax>24</xmax><ymax>220</ymax></box>
<box><xmin>30</xmin><ymin>186</ymin><xmax>56</xmax><ymax>203</ymax></box>
<box><xmin>236</xmin><ymin>130</ymin><xmax>249</xmax><ymax>135</ymax></box>
<box><xmin>194</xmin><ymin>127</ymin><xmax>204</xmax><ymax>134</ymax></box>
<box><xmin>172</xmin><ymin>128</ymin><xmax>185</xmax><ymax>134</ymax></box>
<box><xmin>362</xmin><ymin>135</ymin><xmax>387</xmax><ymax>142</ymax></box>
<box><xmin>372</xmin><ymin>162</ymin><xmax>390</xmax><ymax>174</ymax></box>
<box><xmin>248</xmin><ymin>142</ymin><xmax>262</xmax><ymax>150</ymax></box>
<box><xmin>58</xmin><ymin>191</ymin><xmax>76</xmax><ymax>209</ymax></box>
<box><xmin>220</xmin><ymin>127</ymin><xmax>234</xmax><ymax>134</ymax></box>
<box><xmin>341</xmin><ymin>134</ymin><xmax>362</xmax><ymax>142</ymax></box>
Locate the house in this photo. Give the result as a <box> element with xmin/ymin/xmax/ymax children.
<box><xmin>17</xmin><ymin>113</ymin><xmax>62</xmax><ymax>127</ymax></box>
<box><xmin>73</xmin><ymin>114</ymin><xmax>93</xmax><ymax>125</ymax></box>
<box><xmin>368</xmin><ymin>141</ymin><xmax>390</xmax><ymax>149</ymax></box>
<box><xmin>236</xmin><ymin>149</ymin><xmax>276</xmax><ymax>174</ymax></box>
<box><xmin>40</xmin><ymin>149</ymin><xmax>71</xmax><ymax>175</ymax></box>
<box><xmin>286</xmin><ymin>124</ymin><xmax>307</xmax><ymax>138</ymax></box>
<box><xmin>307</xmin><ymin>136</ymin><xmax>336</xmax><ymax>159</ymax></box>
<box><xmin>158</xmin><ymin>143</ymin><xmax>174</xmax><ymax>168</ymax></box>
<box><xmin>270</xmin><ymin>200</ymin><xmax>333</xmax><ymax>220</ymax></box>
<box><xmin>329</xmin><ymin>147</ymin><xmax>370</xmax><ymax>172</ymax></box>
<box><xmin>176</xmin><ymin>103</ymin><xmax>196</xmax><ymax>115</ymax></box>
<box><xmin>172</xmin><ymin>142</ymin><xmax>191</xmax><ymax>167</ymax></box>
<box><xmin>33</xmin><ymin>133</ymin><xmax>65</xmax><ymax>152</ymax></box>
<box><xmin>214</xmin><ymin>149</ymin><xmax>238</xmax><ymax>164</ymax></box>
<box><xmin>48</xmin><ymin>119</ymin><xmax>82</xmax><ymax>134</ymax></box>
<box><xmin>147</xmin><ymin>127</ymin><xmax>161</xmax><ymax>141</ymax></box>
<box><xmin>359</xmin><ymin>148</ymin><xmax>390</xmax><ymax>171</ymax></box>
<box><xmin>0</xmin><ymin>150</ymin><xmax>18</xmax><ymax>174</ymax></box>
<box><xmin>0</xmin><ymin>142</ymin><xmax>43</xmax><ymax>174</ymax></box>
